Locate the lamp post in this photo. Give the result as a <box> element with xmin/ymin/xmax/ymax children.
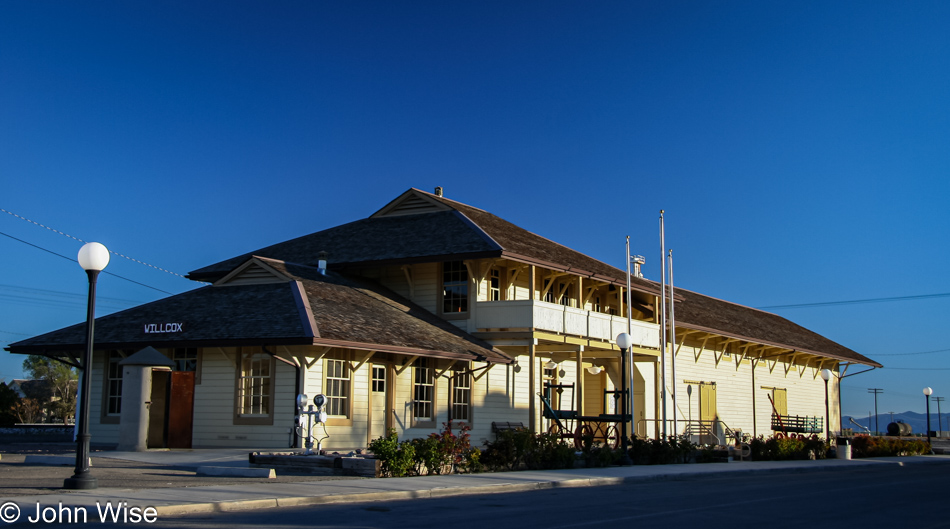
<box><xmin>923</xmin><ymin>387</ymin><xmax>933</xmax><ymax>453</ymax></box>
<box><xmin>820</xmin><ymin>369</ymin><xmax>832</xmax><ymax>442</ymax></box>
<box><xmin>934</xmin><ymin>396</ymin><xmax>945</xmax><ymax>435</ymax></box>
<box><xmin>616</xmin><ymin>333</ymin><xmax>633</xmax><ymax>465</ymax></box>
<box><xmin>64</xmin><ymin>242</ymin><xmax>109</xmax><ymax>490</ymax></box>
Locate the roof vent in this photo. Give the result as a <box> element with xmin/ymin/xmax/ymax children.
<box><xmin>434</xmin><ymin>186</ymin><xmax>443</xmax><ymax>197</ymax></box>
<box><xmin>317</xmin><ymin>251</ymin><xmax>328</xmax><ymax>276</ymax></box>
<box><xmin>631</xmin><ymin>255</ymin><xmax>645</xmax><ymax>278</ymax></box>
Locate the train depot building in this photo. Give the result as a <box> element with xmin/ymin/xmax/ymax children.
<box><xmin>7</xmin><ymin>188</ymin><xmax>880</xmax><ymax>450</ymax></box>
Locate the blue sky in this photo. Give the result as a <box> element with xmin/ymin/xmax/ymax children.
<box><xmin>1</xmin><ymin>1</ymin><xmax>948</xmax><ymax>419</ymax></box>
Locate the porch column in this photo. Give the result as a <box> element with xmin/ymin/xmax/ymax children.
<box><xmin>576</xmin><ymin>348</ymin><xmax>584</xmax><ymax>415</ymax></box>
<box><xmin>529</xmin><ymin>341</ymin><xmax>536</xmax><ymax>432</ymax></box>
<box><xmin>528</xmin><ymin>265</ymin><xmax>537</xmax><ymax>432</ymax></box>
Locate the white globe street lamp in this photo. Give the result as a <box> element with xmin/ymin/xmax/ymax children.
<box><xmin>924</xmin><ymin>387</ymin><xmax>934</xmax><ymax>453</ymax></box>
<box><xmin>64</xmin><ymin>242</ymin><xmax>109</xmax><ymax>490</ymax></box>
<box><xmin>615</xmin><ymin>333</ymin><xmax>633</xmax><ymax>465</ymax></box>
<box><xmin>820</xmin><ymin>369</ymin><xmax>832</xmax><ymax>442</ymax></box>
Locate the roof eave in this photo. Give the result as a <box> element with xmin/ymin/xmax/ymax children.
<box><xmin>675</xmin><ymin>322</ymin><xmax>882</xmax><ymax>368</ymax></box>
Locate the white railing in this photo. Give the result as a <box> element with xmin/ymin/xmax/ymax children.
<box><xmin>475</xmin><ymin>299</ymin><xmax>659</xmax><ymax>347</ymax></box>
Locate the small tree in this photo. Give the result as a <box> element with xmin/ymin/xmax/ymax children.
<box><xmin>0</xmin><ymin>383</ymin><xmax>19</xmax><ymax>427</ymax></box>
<box><xmin>13</xmin><ymin>398</ymin><xmax>44</xmax><ymax>424</ymax></box>
<box><xmin>22</xmin><ymin>355</ymin><xmax>78</xmax><ymax>424</ymax></box>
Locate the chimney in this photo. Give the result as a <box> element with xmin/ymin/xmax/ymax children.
<box><xmin>631</xmin><ymin>255</ymin><xmax>645</xmax><ymax>278</ymax></box>
<box><xmin>317</xmin><ymin>251</ymin><xmax>328</xmax><ymax>275</ymax></box>
<box><xmin>434</xmin><ymin>186</ymin><xmax>443</xmax><ymax>197</ymax></box>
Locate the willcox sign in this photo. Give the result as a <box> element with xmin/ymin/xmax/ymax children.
<box><xmin>144</xmin><ymin>323</ymin><xmax>184</xmax><ymax>334</ymax></box>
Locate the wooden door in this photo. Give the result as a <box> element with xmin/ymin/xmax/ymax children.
<box><xmin>700</xmin><ymin>383</ymin><xmax>717</xmax><ymax>444</ymax></box>
<box><xmin>166</xmin><ymin>371</ymin><xmax>195</xmax><ymax>449</ymax></box>
<box><xmin>369</xmin><ymin>364</ymin><xmax>388</xmax><ymax>441</ymax></box>
<box><xmin>773</xmin><ymin>388</ymin><xmax>787</xmax><ymax>416</ymax></box>
<box><xmin>147</xmin><ymin>371</ymin><xmax>170</xmax><ymax>449</ymax></box>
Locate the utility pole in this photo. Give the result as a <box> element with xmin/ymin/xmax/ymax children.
<box><xmin>888</xmin><ymin>411</ymin><xmax>895</xmax><ymax>425</ymax></box>
<box><xmin>935</xmin><ymin>397</ymin><xmax>945</xmax><ymax>434</ymax></box>
<box><xmin>868</xmin><ymin>388</ymin><xmax>883</xmax><ymax>435</ymax></box>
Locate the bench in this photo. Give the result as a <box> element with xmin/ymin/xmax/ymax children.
<box><xmin>491</xmin><ymin>422</ymin><xmax>525</xmax><ymax>434</ymax></box>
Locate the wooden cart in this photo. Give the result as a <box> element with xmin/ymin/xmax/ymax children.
<box><xmin>539</xmin><ymin>382</ymin><xmax>627</xmax><ymax>449</ymax></box>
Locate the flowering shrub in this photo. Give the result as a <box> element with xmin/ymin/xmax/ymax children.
<box><xmin>369</xmin><ymin>422</ymin><xmax>478</xmax><ymax>477</ymax></box>
<box><xmin>850</xmin><ymin>434</ymin><xmax>930</xmax><ymax>457</ymax></box>
<box><xmin>747</xmin><ymin>435</ymin><xmax>829</xmax><ymax>460</ymax></box>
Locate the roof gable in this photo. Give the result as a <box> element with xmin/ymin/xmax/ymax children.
<box><xmin>372</xmin><ymin>189</ymin><xmax>453</xmax><ymax>218</ymax></box>
<box><xmin>215</xmin><ymin>257</ymin><xmax>291</xmax><ymax>286</ymax></box>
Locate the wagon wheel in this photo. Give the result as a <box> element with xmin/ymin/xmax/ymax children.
<box><xmin>603</xmin><ymin>424</ymin><xmax>621</xmax><ymax>449</ymax></box>
<box><xmin>809</xmin><ymin>434</ymin><xmax>819</xmax><ymax>441</ymax></box>
<box><xmin>575</xmin><ymin>423</ymin><xmax>594</xmax><ymax>450</ymax></box>
<box><xmin>774</xmin><ymin>432</ymin><xmax>786</xmax><ymax>439</ymax></box>
<box><xmin>795</xmin><ymin>434</ymin><xmax>806</xmax><ymax>441</ymax></box>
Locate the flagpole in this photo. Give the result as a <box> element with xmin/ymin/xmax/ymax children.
<box><xmin>669</xmin><ymin>248</ymin><xmax>677</xmax><ymax>437</ymax></box>
<box><xmin>659</xmin><ymin>210</ymin><xmax>667</xmax><ymax>438</ymax></box>
<box><xmin>625</xmin><ymin>236</ymin><xmax>634</xmax><ymax>439</ymax></box>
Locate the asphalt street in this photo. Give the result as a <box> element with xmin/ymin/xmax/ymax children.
<box><xmin>11</xmin><ymin>461</ymin><xmax>950</xmax><ymax>529</ymax></box>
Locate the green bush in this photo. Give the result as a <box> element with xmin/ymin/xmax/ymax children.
<box><xmin>370</xmin><ymin>422</ymin><xmax>477</xmax><ymax>477</ymax></box>
<box><xmin>746</xmin><ymin>435</ymin><xmax>829</xmax><ymax>461</ymax></box>
<box><xmin>482</xmin><ymin>428</ymin><xmax>533</xmax><ymax>471</ymax></box>
<box><xmin>628</xmin><ymin>436</ymin><xmax>694</xmax><ymax>465</ymax></box>
<box><xmin>526</xmin><ymin>431</ymin><xmax>577</xmax><ymax>469</ymax></box>
<box><xmin>482</xmin><ymin>428</ymin><xmax>576</xmax><ymax>471</ymax></box>
<box><xmin>369</xmin><ymin>428</ymin><xmax>416</xmax><ymax>477</ymax></box>
<box><xmin>851</xmin><ymin>434</ymin><xmax>930</xmax><ymax>457</ymax></box>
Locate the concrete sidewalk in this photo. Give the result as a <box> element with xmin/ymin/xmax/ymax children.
<box><xmin>3</xmin><ymin>453</ymin><xmax>949</xmax><ymax>521</ymax></box>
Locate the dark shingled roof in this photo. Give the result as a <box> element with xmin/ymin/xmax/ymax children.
<box><xmin>187</xmin><ymin>211</ymin><xmax>499</xmax><ymax>282</ymax></box>
<box><xmin>422</xmin><ymin>190</ymin><xmax>662</xmax><ymax>295</ymax></box>
<box><xmin>6</xmin><ymin>283</ymin><xmax>315</xmax><ymax>352</ymax></box>
<box><xmin>186</xmin><ymin>188</ymin><xmax>661</xmax><ymax>296</ymax></box>
<box><xmin>266</xmin><ymin>259</ymin><xmax>509</xmax><ymax>363</ymax></box>
<box><xmin>7</xmin><ymin>259</ymin><xmax>510</xmax><ymax>364</ymax></box>
<box><xmin>672</xmin><ymin>287</ymin><xmax>881</xmax><ymax>367</ymax></box>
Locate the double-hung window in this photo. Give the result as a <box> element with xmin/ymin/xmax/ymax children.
<box><xmin>487</xmin><ymin>268</ymin><xmax>501</xmax><ymax>301</ymax></box>
<box><xmin>101</xmin><ymin>351</ymin><xmax>124</xmax><ymax>423</ymax></box>
<box><xmin>235</xmin><ymin>349</ymin><xmax>275</xmax><ymax>425</ymax></box>
<box><xmin>324</xmin><ymin>359</ymin><xmax>352</xmax><ymax>423</ymax></box>
<box><xmin>442</xmin><ymin>261</ymin><xmax>468</xmax><ymax>314</ymax></box>
<box><xmin>450</xmin><ymin>367</ymin><xmax>471</xmax><ymax>423</ymax></box>
<box><xmin>412</xmin><ymin>358</ymin><xmax>436</xmax><ymax>427</ymax></box>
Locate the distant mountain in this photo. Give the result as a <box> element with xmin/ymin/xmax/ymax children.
<box><xmin>844</xmin><ymin>411</ymin><xmax>946</xmax><ymax>435</ymax></box>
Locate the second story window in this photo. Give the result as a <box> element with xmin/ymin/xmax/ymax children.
<box><xmin>488</xmin><ymin>268</ymin><xmax>501</xmax><ymax>301</ymax></box>
<box><xmin>558</xmin><ymin>282</ymin><xmax>573</xmax><ymax>307</ymax></box>
<box><xmin>442</xmin><ymin>261</ymin><xmax>468</xmax><ymax>313</ymax></box>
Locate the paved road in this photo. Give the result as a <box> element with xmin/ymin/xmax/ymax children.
<box><xmin>14</xmin><ymin>462</ymin><xmax>950</xmax><ymax>528</ymax></box>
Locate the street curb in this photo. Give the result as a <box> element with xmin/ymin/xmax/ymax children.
<box><xmin>196</xmin><ymin>466</ymin><xmax>276</xmax><ymax>478</ymax></box>
<box><xmin>152</xmin><ymin>461</ymin><xmax>897</xmax><ymax>517</ymax></box>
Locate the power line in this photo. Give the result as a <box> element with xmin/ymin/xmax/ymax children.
<box><xmin>880</xmin><ymin>367</ymin><xmax>950</xmax><ymax>371</ymax></box>
<box><xmin>1</xmin><ymin>207</ymin><xmax>193</xmax><ymax>280</ymax></box>
<box><xmin>873</xmin><ymin>347</ymin><xmax>950</xmax><ymax>357</ymax></box>
<box><xmin>0</xmin><ymin>283</ymin><xmax>143</xmax><ymax>305</ymax></box>
<box><xmin>0</xmin><ymin>230</ymin><xmax>173</xmax><ymax>295</ymax></box>
<box><xmin>758</xmin><ymin>292</ymin><xmax>950</xmax><ymax>310</ymax></box>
